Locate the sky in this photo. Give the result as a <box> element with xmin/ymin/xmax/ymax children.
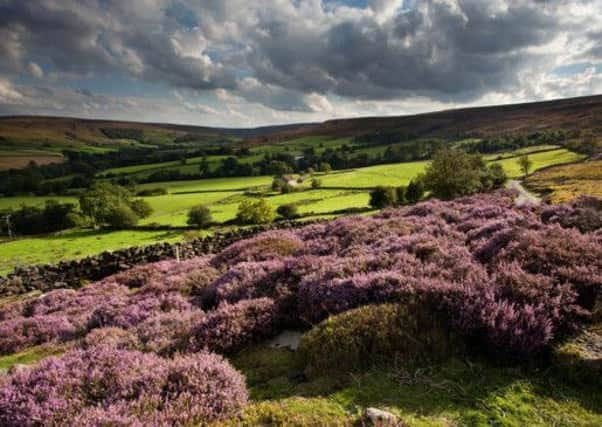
<box><xmin>0</xmin><ymin>0</ymin><xmax>601</xmax><ymax>128</ymax></box>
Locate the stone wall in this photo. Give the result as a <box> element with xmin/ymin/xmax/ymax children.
<box><xmin>0</xmin><ymin>221</ymin><xmax>317</xmax><ymax>296</ymax></box>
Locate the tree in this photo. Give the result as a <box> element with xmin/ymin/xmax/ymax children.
<box><xmin>187</xmin><ymin>205</ymin><xmax>213</xmax><ymax>229</ymax></box>
<box><xmin>369</xmin><ymin>186</ymin><xmax>397</xmax><ymax>209</ymax></box>
<box><xmin>486</xmin><ymin>163</ymin><xmax>508</xmax><ymax>189</ymax></box>
<box><xmin>311</xmin><ymin>178</ymin><xmax>322</xmax><ymax>189</ymax></box>
<box><xmin>406</xmin><ymin>179</ymin><xmax>425</xmax><ymax>203</ymax></box>
<box><xmin>276</xmin><ymin>204</ymin><xmax>299</xmax><ymax>219</ymax></box>
<box><xmin>236</xmin><ymin>199</ymin><xmax>275</xmax><ymax>225</ymax></box>
<box><xmin>199</xmin><ymin>157</ymin><xmax>210</xmax><ymax>176</ymax></box>
<box><xmin>130</xmin><ymin>199</ymin><xmax>153</xmax><ymax>219</ymax></box>
<box><xmin>317</xmin><ymin>162</ymin><xmax>332</xmax><ymax>173</ymax></box>
<box><xmin>423</xmin><ymin>149</ymin><xmax>486</xmax><ymax>199</ymax></box>
<box><xmin>517</xmin><ymin>154</ymin><xmax>532</xmax><ymax>178</ymax></box>
<box><xmin>395</xmin><ymin>186</ymin><xmax>407</xmax><ymax>205</ymax></box>
<box><xmin>79</xmin><ymin>182</ymin><xmax>148</xmax><ymax>228</ymax></box>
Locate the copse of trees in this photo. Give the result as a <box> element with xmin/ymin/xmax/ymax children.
<box><xmin>422</xmin><ymin>148</ymin><xmax>507</xmax><ymax>200</ymax></box>
<box><xmin>0</xmin><ymin>200</ymin><xmax>83</xmax><ymax>237</ymax></box>
<box><xmin>368</xmin><ymin>180</ymin><xmax>422</xmax><ymax>209</ymax></box>
<box><xmin>79</xmin><ymin>182</ymin><xmax>153</xmax><ymax>229</ymax></box>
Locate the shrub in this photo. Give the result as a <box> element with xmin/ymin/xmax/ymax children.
<box><xmin>405</xmin><ymin>178</ymin><xmax>424</xmax><ymax>203</ymax></box>
<box><xmin>236</xmin><ymin>199</ymin><xmax>275</xmax><ymax>225</ymax></box>
<box><xmin>311</xmin><ymin>178</ymin><xmax>322</xmax><ymax>188</ymax></box>
<box><xmin>130</xmin><ymin>199</ymin><xmax>153</xmax><ymax>218</ymax></box>
<box><xmin>135</xmin><ymin>310</ymin><xmax>204</xmax><ymax>354</ymax></box>
<box><xmin>395</xmin><ymin>186</ymin><xmax>407</xmax><ymax>204</ymax></box>
<box><xmin>277</xmin><ymin>204</ymin><xmax>299</xmax><ymax>219</ymax></box>
<box><xmin>299</xmin><ymin>303</ymin><xmax>455</xmax><ymax>375</ymax></box>
<box><xmin>369</xmin><ymin>186</ymin><xmax>397</xmax><ymax>209</ymax></box>
<box><xmin>81</xmin><ymin>327</ymin><xmax>140</xmax><ymax>350</ymax></box>
<box><xmin>187</xmin><ymin>204</ymin><xmax>213</xmax><ymax>228</ymax></box>
<box><xmin>0</xmin><ymin>315</ymin><xmax>77</xmax><ymax>355</ymax></box>
<box><xmin>106</xmin><ymin>204</ymin><xmax>139</xmax><ymax>229</ymax></box>
<box><xmin>186</xmin><ymin>298</ymin><xmax>279</xmax><ymax>354</ymax></box>
<box><xmin>0</xmin><ymin>347</ymin><xmax>248</xmax><ymax>426</ymax></box>
<box><xmin>135</xmin><ymin>188</ymin><xmax>167</xmax><ymax>197</ymax></box>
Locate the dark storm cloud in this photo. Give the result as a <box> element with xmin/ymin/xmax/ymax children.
<box><xmin>246</xmin><ymin>0</ymin><xmax>560</xmax><ymax>102</ymax></box>
<box><xmin>0</xmin><ymin>0</ymin><xmax>597</xmax><ymax>114</ymax></box>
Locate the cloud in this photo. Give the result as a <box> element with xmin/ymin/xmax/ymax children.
<box><xmin>0</xmin><ymin>0</ymin><xmax>601</xmax><ymax>124</ymax></box>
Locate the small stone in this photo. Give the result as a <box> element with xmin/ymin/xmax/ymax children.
<box><xmin>364</xmin><ymin>408</ymin><xmax>403</xmax><ymax>426</ymax></box>
<box><xmin>268</xmin><ymin>330</ymin><xmax>302</xmax><ymax>351</ymax></box>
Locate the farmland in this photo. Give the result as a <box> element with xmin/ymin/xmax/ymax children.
<box><xmin>0</xmin><ymin>145</ymin><xmax>586</xmax><ymax>274</ymax></box>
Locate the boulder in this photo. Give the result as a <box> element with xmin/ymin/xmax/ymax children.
<box><xmin>363</xmin><ymin>408</ymin><xmax>403</xmax><ymax>426</ymax></box>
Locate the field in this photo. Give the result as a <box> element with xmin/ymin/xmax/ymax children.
<box><xmin>0</xmin><ymin>146</ymin><xmax>586</xmax><ymax>274</ymax></box>
<box><xmin>527</xmin><ymin>159</ymin><xmax>602</xmax><ymax>203</ymax></box>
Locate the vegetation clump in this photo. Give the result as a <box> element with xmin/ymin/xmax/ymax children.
<box><xmin>236</xmin><ymin>199</ymin><xmax>275</xmax><ymax>225</ymax></box>
<box><xmin>187</xmin><ymin>204</ymin><xmax>213</xmax><ymax>228</ymax></box>
<box><xmin>299</xmin><ymin>303</ymin><xmax>456</xmax><ymax>375</ymax></box>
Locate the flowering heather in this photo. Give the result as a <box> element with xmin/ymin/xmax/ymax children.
<box><xmin>0</xmin><ymin>347</ymin><xmax>247</xmax><ymax>426</ymax></box>
<box><xmin>1</xmin><ymin>190</ymin><xmax>602</xmax><ymax>423</ymax></box>
<box><xmin>187</xmin><ymin>298</ymin><xmax>279</xmax><ymax>354</ymax></box>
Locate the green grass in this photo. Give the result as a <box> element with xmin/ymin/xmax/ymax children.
<box><xmin>319</xmin><ymin>161</ymin><xmax>429</xmax><ymax>188</ymax></box>
<box><xmin>492</xmin><ymin>148</ymin><xmax>585</xmax><ymax>179</ymax></box>
<box><xmin>225</xmin><ymin>344</ymin><xmax>602</xmax><ymax>426</ymax></box>
<box><xmin>0</xmin><ymin>344</ymin><xmax>68</xmax><ymax>373</ymax></box>
<box><xmin>0</xmin><ymin>229</ymin><xmax>182</xmax><ymax>275</ymax></box>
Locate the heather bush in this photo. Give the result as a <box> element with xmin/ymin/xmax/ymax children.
<box><xmin>187</xmin><ymin>298</ymin><xmax>279</xmax><ymax>354</ymax></box>
<box><xmin>299</xmin><ymin>303</ymin><xmax>455</xmax><ymax>375</ymax></box>
<box><xmin>135</xmin><ymin>309</ymin><xmax>204</xmax><ymax>354</ymax></box>
<box><xmin>0</xmin><ymin>315</ymin><xmax>77</xmax><ymax>355</ymax></box>
<box><xmin>0</xmin><ymin>347</ymin><xmax>248</xmax><ymax>426</ymax></box>
<box><xmin>81</xmin><ymin>327</ymin><xmax>140</xmax><ymax>350</ymax></box>
<box><xmin>213</xmin><ymin>230</ymin><xmax>304</xmax><ymax>266</ymax></box>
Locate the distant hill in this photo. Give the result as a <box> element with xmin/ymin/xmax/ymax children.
<box><xmin>247</xmin><ymin>95</ymin><xmax>602</xmax><ymax>144</ymax></box>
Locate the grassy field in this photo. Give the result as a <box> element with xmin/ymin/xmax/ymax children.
<box><xmin>0</xmin><ymin>146</ymin><xmax>587</xmax><ymax>273</ymax></box>
<box><xmin>0</xmin><ymin>229</ymin><xmax>183</xmax><ymax>275</ymax></box>
<box><xmin>527</xmin><ymin>159</ymin><xmax>602</xmax><ymax>203</ymax></box>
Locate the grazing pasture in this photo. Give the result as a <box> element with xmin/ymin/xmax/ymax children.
<box><xmin>527</xmin><ymin>159</ymin><xmax>602</xmax><ymax>203</ymax></box>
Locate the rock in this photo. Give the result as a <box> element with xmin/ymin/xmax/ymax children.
<box><xmin>552</xmin><ymin>325</ymin><xmax>602</xmax><ymax>385</ymax></box>
<box><xmin>268</xmin><ymin>330</ymin><xmax>302</xmax><ymax>351</ymax></box>
<box><xmin>364</xmin><ymin>408</ymin><xmax>403</xmax><ymax>426</ymax></box>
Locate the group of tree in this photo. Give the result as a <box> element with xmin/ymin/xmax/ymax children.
<box><xmin>422</xmin><ymin>149</ymin><xmax>507</xmax><ymax>200</ymax></box>
<box><xmin>79</xmin><ymin>182</ymin><xmax>153</xmax><ymax>229</ymax></box>
<box><xmin>0</xmin><ymin>200</ymin><xmax>83</xmax><ymax>237</ymax></box>
<box><xmin>368</xmin><ymin>180</ymin><xmax>424</xmax><ymax>209</ymax></box>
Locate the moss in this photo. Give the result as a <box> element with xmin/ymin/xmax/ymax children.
<box><xmin>226</xmin><ymin>343</ymin><xmax>602</xmax><ymax>427</ymax></box>
<box><xmin>216</xmin><ymin>398</ymin><xmax>353</xmax><ymax>426</ymax></box>
<box><xmin>298</xmin><ymin>303</ymin><xmax>458</xmax><ymax>376</ymax></box>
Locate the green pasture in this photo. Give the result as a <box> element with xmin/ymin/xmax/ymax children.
<box><xmin>491</xmin><ymin>148</ymin><xmax>585</xmax><ymax>178</ymax></box>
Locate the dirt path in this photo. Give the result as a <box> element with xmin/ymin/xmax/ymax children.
<box><xmin>507</xmin><ymin>179</ymin><xmax>540</xmax><ymax>206</ymax></box>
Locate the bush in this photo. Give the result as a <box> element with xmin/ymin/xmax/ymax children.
<box><xmin>299</xmin><ymin>303</ymin><xmax>455</xmax><ymax>375</ymax></box>
<box><xmin>405</xmin><ymin>179</ymin><xmax>424</xmax><ymax>203</ymax></box>
<box><xmin>277</xmin><ymin>204</ymin><xmax>299</xmax><ymax>219</ymax></box>
<box><xmin>186</xmin><ymin>298</ymin><xmax>279</xmax><ymax>354</ymax></box>
<box><xmin>106</xmin><ymin>204</ymin><xmax>139</xmax><ymax>229</ymax></box>
<box><xmin>187</xmin><ymin>205</ymin><xmax>213</xmax><ymax>228</ymax></box>
<box><xmin>369</xmin><ymin>186</ymin><xmax>397</xmax><ymax>209</ymax></box>
<box><xmin>311</xmin><ymin>178</ymin><xmax>322</xmax><ymax>188</ymax></box>
<box><xmin>236</xmin><ymin>199</ymin><xmax>275</xmax><ymax>225</ymax></box>
<box><xmin>395</xmin><ymin>186</ymin><xmax>407</xmax><ymax>204</ymax></box>
<box><xmin>0</xmin><ymin>347</ymin><xmax>248</xmax><ymax>426</ymax></box>
<box><xmin>130</xmin><ymin>199</ymin><xmax>153</xmax><ymax>218</ymax></box>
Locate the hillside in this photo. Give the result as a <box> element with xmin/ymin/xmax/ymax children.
<box><xmin>0</xmin><ymin>191</ymin><xmax>601</xmax><ymax>425</ymax></box>
<box><xmin>0</xmin><ymin>116</ymin><xmax>311</xmax><ymax>170</ymax></box>
<box><xmin>249</xmin><ymin>94</ymin><xmax>602</xmax><ymax>144</ymax></box>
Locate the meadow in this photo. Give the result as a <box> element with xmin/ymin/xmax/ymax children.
<box><xmin>0</xmin><ymin>145</ymin><xmax>586</xmax><ymax>274</ymax></box>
